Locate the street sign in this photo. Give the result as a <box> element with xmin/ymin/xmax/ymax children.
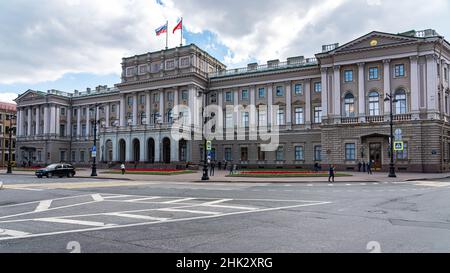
<box><xmin>92</xmin><ymin>146</ymin><xmax>97</xmax><ymax>158</ymax></box>
<box><xmin>206</xmin><ymin>141</ymin><xmax>212</xmax><ymax>151</ymax></box>
<box><xmin>394</xmin><ymin>141</ymin><xmax>404</xmax><ymax>151</ymax></box>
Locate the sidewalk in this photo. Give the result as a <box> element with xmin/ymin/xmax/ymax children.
<box><xmin>63</xmin><ymin>169</ymin><xmax>450</xmax><ymax>183</ymax></box>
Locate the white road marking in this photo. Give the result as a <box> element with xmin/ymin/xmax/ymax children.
<box><xmin>328</xmin><ymin>184</ymin><xmax>334</xmax><ymax>186</ymax></box>
<box><xmin>91</xmin><ymin>194</ymin><xmax>104</xmax><ymax>202</ymax></box>
<box><xmin>0</xmin><ymin>201</ymin><xmax>332</xmax><ymax>241</ymax></box>
<box><xmin>200</xmin><ymin>199</ymin><xmax>232</xmax><ymax>206</ymax></box>
<box><xmin>105</xmin><ymin>213</ymin><xmax>168</xmax><ymax>222</ymax></box>
<box><xmin>0</xmin><ymin>181</ymin><xmax>3</xmax><ymax>190</ymax></box>
<box><xmin>204</xmin><ymin>204</ymin><xmax>258</xmax><ymax>211</ymax></box>
<box><xmin>345</xmin><ymin>184</ymin><xmax>352</xmax><ymax>186</ymax></box>
<box><xmin>102</xmin><ymin>195</ymin><xmax>132</xmax><ymax>199</ymax></box>
<box><xmin>34</xmin><ymin>200</ymin><xmax>53</xmax><ymax>212</ymax></box>
<box><xmin>360</xmin><ymin>183</ymin><xmax>367</xmax><ymax>186</ymax></box>
<box><xmin>35</xmin><ymin>218</ymin><xmax>114</xmax><ymax>227</ymax></box>
<box><xmin>0</xmin><ymin>194</ymin><xmax>96</xmax><ymax>209</ymax></box>
<box><xmin>126</xmin><ymin>197</ymin><xmax>161</xmax><ymax>202</ymax></box>
<box><xmin>8</xmin><ymin>187</ymin><xmax>44</xmax><ymax>192</ymax></box>
<box><xmin>158</xmin><ymin>208</ymin><xmax>222</xmax><ymax>215</ymax></box>
<box><xmin>162</xmin><ymin>198</ymin><xmax>196</xmax><ymax>204</ymax></box>
<box><xmin>0</xmin><ymin>228</ymin><xmax>30</xmax><ymax>237</ymax></box>
<box><xmin>307</xmin><ymin>184</ymin><xmax>314</xmax><ymax>187</ymax></box>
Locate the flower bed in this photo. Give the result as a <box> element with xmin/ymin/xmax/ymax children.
<box><xmin>228</xmin><ymin>170</ymin><xmax>351</xmax><ymax>178</ymax></box>
<box><xmin>104</xmin><ymin>169</ymin><xmax>194</xmax><ymax>175</ymax></box>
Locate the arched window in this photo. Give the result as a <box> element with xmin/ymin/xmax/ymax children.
<box><xmin>395</xmin><ymin>89</ymin><xmax>407</xmax><ymax>114</ymax></box>
<box><xmin>344</xmin><ymin>93</ymin><xmax>355</xmax><ymax>117</ymax></box>
<box><xmin>140</xmin><ymin>112</ymin><xmax>147</xmax><ymax>125</ymax></box>
<box><xmin>369</xmin><ymin>91</ymin><xmax>380</xmax><ymax>116</ymax></box>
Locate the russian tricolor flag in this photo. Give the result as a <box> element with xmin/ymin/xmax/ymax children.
<box><xmin>155</xmin><ymin>23</ymin><xmax>167</xmax><ymax>36</ymax></box>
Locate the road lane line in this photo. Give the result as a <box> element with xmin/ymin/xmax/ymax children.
<box><xmin>105</xmin><ymin>213</ymin><xmax>168</xmax><ymax>222</ymax></box>
<box><xmin>102</xmin><ymin>195</ymin><xmax>132</xmax><ymax>199</ymax></box>
<box><xmin>91</xmin><ymin>194</ymin><xmax>104</xmax><ymax>202</ymax></box>
<box><xmin>34</xmin><ymin>200</ymin><xmax>53</xmax><ymax>212</ymax></box>
<box><xmin>35</xmin><ymin>218</ymin><xmax>114</xmax><ymax>227</ymax></box>
<box><xmin>0</xmin><ymin>228</ymin><xmax>31</xmax><ymax>237</ymax></box>
<box><xmin>158</xmin><ymin>208</ymin><xmax>222</xmax><ymax>215</ymax></box>
<box><xmin>126</xmin><ymin>197</ymin><xmax>161</xmax><ymax>202</ymax></box>
<box><xmin>201</xmin><ymin>199</ymin><xmax>233</xmax><ymax>206</ymax></box>
<box><xmin>8</xmin><ymin>187</ymin><xmax>44</xmax><ymax>192</ymax></box>
<box><xmin>162</xmin><ymin>198</ymin><xmax>196</xmax><ymax>204</ymax></box>
<box><xmin>204</xmin><ymin>204</ymin><xmax>258</xmax><ymax>211</ymax></box>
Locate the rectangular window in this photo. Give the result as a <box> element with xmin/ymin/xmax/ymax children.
<box><xmin>127</xmin><ymin>97</ymin><xmax>133</xmax><ymax>106</ymax></box>
<box><xmin>139</xmin><ymin>64</ymin><xmax>147</xmax><ymax>75</ymax></box>
<box><xmin>82</xmin><ymin>108</ymin><xmax>87</xmax><ymax>116</ymax></box>
<box><xmin>295</xmin><ymin>146</ymin><xmax>304</xmax><ymax>161</ymax></box>
<box><xmin>314</xmin><ymin>82</ymin><xmax>321</xmax><ymax>92</ymax></box>
<box><xmin>126</xmin><ymin>67</ymin><xmax>135</xmax><ymax>77</ymax></box>
<box><xmin>111</xmin><ymin>104</ymin><xmax>116</xmax><ymax>113</ymax></box>
<box><xmin>242</xmin><ymin>112</ymin><xmax>249</xmax><ymax>127</ymax></box>
<box><xmin>314</xmin><ymin>145</ymin><xmax>322</xmax><ymax>161</ymax></box>
<box><xmin>369</xmin><ymin>67</ymin><xmax>380</xmax><ymax>80</ymax></box>
<box><xmin>240</xmin><ymin>147</ymin><xmax>248</xmax><ymax>161</ymax></box>
<box><xmin>37</xmin><ymin>151</ymin><xmax>42</xmax><ymax>162</ymax></box>
<box><xmin>140</xmin><ymin>95</ymin><xmax>145</xmax><ymax>104</ymax></box>
<box><xmin>80</xmin><ymin>151</ymin><xmax>85</xmax><ymax>162</ymax></box>
<box><xmin>81</xmin><ymin>125</ymin><xmax>86</xmax><ymax>137</ymax></box>
<box><xmin>182</xmin><ymin>90</ymin><xmax>189</xmax><ymax>100</ymax></box>
<box><xmin>224</xmin><ymin>148</ymin><xmax>232</xmax><ymax>161</ymax></box>
<box><xmin>276</xmin><ymin>146</ymin><xmax>284</xmax><ymax>161</ymax></box>
<box><xmin>295</xmin><ymin>107</ymin><xmax>304</xmax><ymax>125</ymax></box>
<box><xmin>180</xmin><ymin>57</ymin><xmax>190</xmax><ymax>67</ymax></box>
<box><xmin>165</xmin><ymin>60</ymin><xmax>175</xmax><ymax>70</ymax></box>
<box><xmin>345</xmin><ymin>143</ymin><xmax>356</xmax><ymax>161</ymax></box>
<box><xmin>225</xmin><ymin>92</ymin><xmax>233</xmax><ymax>102</ymax></box>
<box><xmin>241</xmin><ymin>89</ymin><xmax>249</xmax><ymax>100</ymax></box>
<box><xmin>60</xmin><ymin>125</ymin><xmax>65</xmax><ymax>137</ymax></box>
<box><xmin>60</xmin><ymin>151</ymin><xmax>66</xmax><ymax>162</ymax></box>
<box><xmin>71</xmin><ymin>151</ymin><xmax>76</xmax><ymax>162</ymax></box>
<box><xmin>276</xmin><ymin>86</ymin><xmax>284</xmax><ymax>97</ymax></box>
<box><xmin>153</xmin><ymin>93</ymin><xmax>160</xmax><ymax>102</ymax></box>
<box><xmin>344</xmin><ymin>70</ymin><xmax>353</xmax><ymax>82</ymax></box>
<box><xmin>151</xmin><ymin>63</ymin><xmax>160</xmax><ymax>73</ymax></box>
<box><xmin>168</xmin><ymin>92</ymin><xmax>174</xmax><ymax>102</ymax></box>
<box><xmin>277</xmin><ymin>109</ymin><xmax>285</xmax><ymax>125</ymax></box>
<box><xmin>294</xmin><ymin>84</ymin><xmax>303</xmax><ymax>95</ymax></box>
<box><xmin>258</xmin><ymin>88</ymin><xmax>265</xmax><ymax>98</ymax></box>
<box><xmin>258</xmin><ymin>109</ymin><xmax>267</xmax><ymax>126</ymax></box>
<box><xmin>394</xmin><ymin>64</ymin><xmax>405</xmax><ymax>77</ymax></box>
<box><xmin>314</xmin><ymin>106</ymin><xmax>322</xmax><ymax>123</ymax></box>
<box><xmin>61</xmin><ymin>108</ymin><xmax>66</xmax><ymax>116</ymax></box>
<box><xmin>257</xmin><ymin>146</ymin><xmax>265</xmax><ymax>161</ymax></box>
<box><xmin>225</xmin><ymin>112</ymin><xmax>234</xmax><ymax>128</ymax></box>
<box><xmin>396</xmin><ymin>142</ymin><xmax>408</xmax><ymax>160</ymax></box>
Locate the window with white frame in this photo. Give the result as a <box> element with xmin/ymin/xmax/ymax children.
<box><xmin>225</xmin><ymin>112</ymin><xmax>233</xmax><ymax>128</ymax></box>
<box><xmin>258</xmin><ymin>109</ymin><xmax>267</xmax><ymax>126</ymax></box>
<box><xmin>276</xmin><ymin>146</ymin><xmax>284</xmax><ymax>161</ymax></box>
<box><xmin>314</xmin><ymin>145</ymin><xmax>322</xmax><ymax>161</ymax></box>
<box><xmin>152</xmin><ymin>93</ymin><xmax>159</xmax><ymax>102</ymax></box>
<box><xmin>127</xmin><ymin>96</ymin><xmax>133</xmax><ymax>106</ymax></box>
<box><xmin>242</xmin><ymin>112</ymin><xmax>249</xmax><ymax>127</ymax></box>
<box><xmin>369</xmin><ymin>66</ymin><xmax>380</xmax><ymax>80</ymax></box>
<box><xmin>126</xmin><ymin>67</ymin><xmax>136</xmax><ymax>77</ymax></box>
<box><xmin>276</xmin><ymin>86</ymin><xmax>284</xmax><ymax>97</ymax></box>
<box><xmin>140</xmin><ymin>112</ymin><xmax>147</xmax><ymax>125</ymax></box>
<box><xmin>295</xmin><ymin>107</ymin><xmax>304</xmax><ymax>124</ymax></box>
<box><xmin>151</xmin><ymin>63</ymin><xmax>160</xmax><ymax>73</ymax></box>
<box><xmin>241</xmin><ymin>89</ymin><xmax>249</xmax><ymax>100</ymax></box>
<box><xmin>369</xmin><ymin>91</ymin><xmax>380</xmax><ymax>116</ymax></box>
<box><xmin>180</xmin><ymin>57</ymin><xmax>190</xmax><ymax>67</ymax></box>
<box><xmin>295</xmin><ymin>146</ymin><xmax>304</xmax><ymax>161</ymax></box>
<box><xmin>225</xmin><ymin>92</ymin><xmax>233</xmax><ymax>102</ymax></box>
<box><xmin>394</xmin><ymin>64</ymin><xmax>405</xmax><ymax>77</ymax></box>
<box><xmin>182</xmin><ymin>90</ymin><xmax>189</xmax><ymax>100</ymax></box>
<box><xmin>138</xmin><ymin>64</ymin><xmax>147</xmax><ymax>75</ymax></box>
<box><xmin>165</xmin><ymin>60</ymin><xmax>175</xmax><ymax>70</ymax></box>
<box><xmin>395</xmin><ymin>89</ymin><xmax>407</xmax><ymax>114</ymax></box>
<box><xmin>314</xmin><ymin>106</ymin><xmax>322</xmax><ymax>123</ymax></box>
<box><xmin>345</xmin><ymin>143</ymin><xmax>356</xmax><ymax>161</ymax></box>
<box><xmin>168</xmin><ymin>92</ymin><xmax>174</xmax><ymax>102</ymax></box>
<box><xmin>277</xmin><ymin>109</ymin><xmax>285</xmax><ymax>125</ymax></box>
<box><xmin>344</xmin><ymin>93</ymin><xmax>355</xmax><ymax>117</ymax></box>
<box><xmin>294</xmin><ymin>84</ymin><xmax>303</xmax><ymax>95</ymax></box>
<box><xmin>314</xmin><ymin>82</ymin><xmax>321</xmax><ymax>92</ymax></box>
<box><xmin>258</xmin><ymin>88</ymin><xmax>266</xmax><ymax>98</ymax></box>
<box><xmin>140</xmin><ymin>95</ymin><xmax>145</xmax><ymax>105</ymax></box>
<box><xmin>344</xmin><ymin>70</ymin><xmax>353</xmax><ymax>82</ymax></box>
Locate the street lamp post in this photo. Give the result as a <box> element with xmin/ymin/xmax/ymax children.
<box><xmin>6</xmin><ymin>114</ymin><xmax>16</xmax><ymax>174</ymax></box>
<box><xmin>90</xmin><ymin>104</ymin><xmax>101</xmax><ymax>177</ymax></box>
<box><xmin>201</xmin><ymin>106</ymin><xmax>209</xmax><ymax>181</ymax></box>
<box><xmin>384</xmin><ymin>93</ymin><xmax>398</xmax><ymax>178</ymax></box>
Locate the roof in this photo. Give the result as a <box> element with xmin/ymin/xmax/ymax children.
<box><xmin>0</xmin><ymin>101</ymin><xmax>17</xmax><ymax>111</ymax></box>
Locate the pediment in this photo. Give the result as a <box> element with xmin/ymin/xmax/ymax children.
<box><xmin>15</xmin><ymin>90</ymin><xmax>46</xmax><ymax>102</ymax></box>
<box><xmin>332</xmin><ymin>31</ymin><xmax>419</xmax><ymax>54</ymax></box>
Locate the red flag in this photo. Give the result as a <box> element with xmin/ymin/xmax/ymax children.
<box><xmin>173</xmin><ymin>18</ymin><xmax>182</xmax><ymax>33</ymax></box>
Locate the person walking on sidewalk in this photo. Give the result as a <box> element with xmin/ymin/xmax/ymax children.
<box><xmin>210</xmin><ymin>161</ymin><xmax>216</xmax><ymax>176</ymax></box>
<box><xmin>328</xmin><ymin>165</ymin><xmax>335</xmax><ymax>183</ymax></box>
<box><xmin>120</xmin><ymin>163</ymin><xmax>126</xmax><ymax>175</ymax></box>
<box><xmin>367</xmin><ymin>160</ymin><xmax>373</xmax><ymax>175</ymax></box>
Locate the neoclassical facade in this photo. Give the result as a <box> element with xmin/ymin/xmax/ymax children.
<box><xmin>15</xmin><ymin>29</ymin><xmax>450</xmax><ymax>172</ymax></box>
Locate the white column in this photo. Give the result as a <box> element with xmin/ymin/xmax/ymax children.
<box><xmin>44</xmin><ymin>106</ymin><xmax>49</xmax><ymax>135</ymax></box>
<box><xmin>105</xmin><ymin>103</ymin><xmax>110</xmax><ymax>128</ymax></box>
<box><xmin>76</xmin><ymin>107</ymin><xmax>81</xmax><ymax>138</ymax></box>
<box><xmin>50</xmin><ymin>105</ymin><xmax>56</xmax><ymax>135</ymax></box>
<box><xmin>333</xmin><ymin>65</ymin><xmax>341</xmax><ymax>118</ymax></box>
<box><xmin>410</xmin><ymin>56</ymin><xmax>420</xmax><ymax>114</ymax></box>
<box><xmin>119</xmin><ymin>95</ymin><xmax>126</xmax><ymax>127</ymax></box>
<box><xmin>146</xmin><ymin>92</ymin><xmax>151</xmax><ymax>125</ymax></box>
<box><xmin>426</xmin><ymin>55</ymin><xmax>438</xmax><ymax>114</ymax></box>
<box><xmin>358</xmin><ymin>63</ymin><xmax>366</xmax><ymax>118</ymax></box>
<box><xmin>132</xmin><ymin>93</ymin><xmax>138</xmax><ymax>126</ymax></box>
<box><xmin>174</xmin><ymin>88</ymin><xmax>179</xmax><ymax>113</ymax></box>
<box><xmin>189</xmin><ymin>86</ymin><xmax>196</xmax><ymax>127</ymax></box>
<box><xmin>234</xmin><ymin>89</ymin><xmax>239</xmax><ymax>126</ymax></box>
<box><xmin>159</xmin><ymin>90</ymin><xmax>165</xmax><ymax>122</ymax></box>
<box><xmin>66</xmin><ymin>107</ymin><xmax>71</xmax><ymax>137</ymax></box>
<box><xmin>268</xmin><ymin>84</ymin><xmax>273</xmax><ymax>126</ymax></box>
<box><xmin>383</xmin><ymin>59</ymin><xmax>391</xmax><ymax>115</ymax></box>
<box><xmin>285</xmin><ymin>82</ymin><xmax>292</xmax><ymax>127</ymax></box>
<box><xmin>320</xmin><ymin>68</ymin><xmax>329</xmax><ymax>121</ymax></box>
<box><xmin>16</xmin><ymin>109</ymin><xmax>21</xmax><ymax>137</ymax></box>
<box><xmin>35</xmin><ymin>107</ymin><xmax>40</xmax><ymax>135</ymax></box>
<box><xmin>27</xmin><ymin>108</ymin><xmax>32</xmax><ymax>136</ymax></box>
<box><xmin>55</xmin><ymin>106</ymin><xmax>61</xmax><ymax>136</ymax></box>
<box><xmin>154</xmin><ymin>135</ymin><xmax>161</xmax><ymax>162</ymax></box>
<box><xmin>86</xmin><ymin>105</ymin><xmax>90</xmax><ymax>138</ymax></box>
<box><xmin>305</xmin><ymin>80</ymin><xmax>312</xmax><ymax>126</ymax></box>
<box><xmin>250</xmin><ymin>86</ymin><xmax>256</xmax><ymax>128</ymax></box>
<box><xmin>171</xmin><ymin>139</ymin><xmax>178</xmax><ymax>162</ymax></box>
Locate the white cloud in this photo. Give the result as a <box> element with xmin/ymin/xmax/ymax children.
<box><xmin>0</xmin><ymin>0</ymin><xmax>449</xmax><ymax>85</ymax></box>
<box><xmin>0</xmin><ymin>92</ymin><xmax>19</xmax><ymax>104</ymax></box>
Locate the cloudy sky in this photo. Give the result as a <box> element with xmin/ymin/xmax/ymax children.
<box><xmin>1</xmin><ymin>0</ymin><xmax>449</xmax><ymax>103</ymax></box>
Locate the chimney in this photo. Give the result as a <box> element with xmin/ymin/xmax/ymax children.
<box><xmin>287</xmin><ymin>56</ymin><xmax>304</xmax><ymax>65</ymax></box>
<box><xmin>247</xmin><ymin>63</ymin><xmax>258</xmax><ymax>71</ymax></box>
<box><xmin>267</xmin><ymin>59</ymin><xmax>279</xmax><ymax>68</ymax></box>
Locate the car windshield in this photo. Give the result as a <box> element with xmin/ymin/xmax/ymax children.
<box><xmin>46</xmin><ymin>164</ymin><xmax>59</xmax><ymax>170</ymax></box>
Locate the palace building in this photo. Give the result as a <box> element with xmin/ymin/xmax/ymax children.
<box><xmin>14</xmin><ymin>29</ymin><xmax>450</xmax><ymax>172</ymax></box>
<box><xmin>0</xmin><ymin>102</ymin><xmax>17</xmax><ymax>168</ymax></box>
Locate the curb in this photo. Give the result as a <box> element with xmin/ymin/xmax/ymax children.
<box><xmin>76</xmin><ymin>176</ymin><xmax>132</xmax><ymax>181</ymax></box>
<box><xmin>190</xmin><ymin>180</ymin><xmax>381</xmax><ymax>184</ymax></box>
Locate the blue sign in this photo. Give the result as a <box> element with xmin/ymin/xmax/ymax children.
<box><xmin>92</xmin><ymin>146</ymin><xmax>97</xmax><ymax>152</ymax></box>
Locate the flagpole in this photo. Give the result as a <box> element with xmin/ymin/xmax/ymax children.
<box><xmin>165</xmin><ymin>20</ymin><xmax>168</xmax><ymax>50</ymax></box>
<box><xmin>180</xmin><ymin>17</ymin><xmax>183</xmax><ymax>47</ymax></box>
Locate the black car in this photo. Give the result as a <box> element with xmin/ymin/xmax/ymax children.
<box><xmin>35</xmin><ymin>163</ymin><xmax>76</xmax><ymax>178</ymax></box>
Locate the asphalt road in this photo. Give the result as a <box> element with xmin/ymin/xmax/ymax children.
<box><xmin>1</xmin><ymin>174</ymin><xmax>450</xmax><ymax>253</ymax></box>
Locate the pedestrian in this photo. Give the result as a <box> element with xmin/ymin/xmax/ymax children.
<box><xmin>328</xmin><ymin>165</ymin><xmax>335</xmax><ymax>183</ymax></box>
<box><xmin>224</xmin><ymin>161</ymin><xmax>228</xmax><ymax>171</ymax></box>
<box><xmin>228</xmin><ymin>163</ymin><xmax>233</xmax><ymax>175</ymax></box>
<box><xmin>120</xmin><ymin>163</ymin><xmax>126</xmax><ymax>175</ymax></box>
<box><xmin>358</xmin><ymin>161</ymin><xmax>362</xmax><ymax>172</ymax></box>
<box><xmin>362</xmin><ymin>160</ymin><xmax>366</xmax><ymax>172</ymax></box>
<box><xmin>367</xmin><ymin>160</ymin><xmax>373</xmax><ymax>175</ymax></box>
<box><xmin>210</xmin><ymin>161</ymin><xmax>215</xmax><ymax>176</ymax></box>
<box><xmin>217</xmin><ymin>161</ymin><xmax>222</xmax><ymax>171</ymax></box>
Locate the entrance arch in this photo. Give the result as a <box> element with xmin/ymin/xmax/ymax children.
<box><xmin>162</xmin><ymin>137</ymin><xmax>171</xmax><ymax>164</ymax></box>
<box><xmin>147</xmin><ymin>138</ymin><xmax>155</xmax><ymax>163</ymax></box>
<box><xmin>179</xmin><ymin>139</ymin><xmax>187</xmax><ymax>162</ymax></box>
<box><xmin>133</xmin><ymin>139</ymin><xmax>140</xmax><ymax>163</ymax></box>
<box><xmin>105</xmin><ymin>140</ymin><xmax>113</xmax><ymax>163</ymax></box>
<box><xmin>119</xmin><ymin>139</ymin><xmax>126</xmax><ymax>163</ymax></box>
